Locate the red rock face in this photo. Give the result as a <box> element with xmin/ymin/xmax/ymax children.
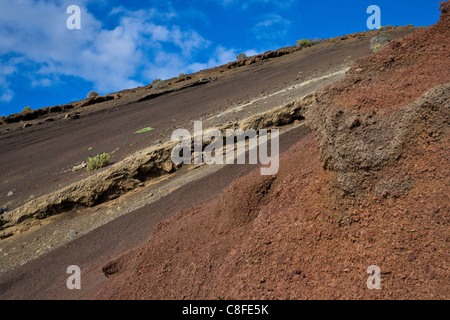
<box><xmin>91</xmin><ymin>1</ymin><xmax>450</xmax><ymax>300</ymax></box>
<box><xmin>321</xmin><ymin>0</ymin><xmax>449</xmax><ymax>113</ymax></box>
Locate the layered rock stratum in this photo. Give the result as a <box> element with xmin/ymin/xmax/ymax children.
<box><xmin>91</xmin><ymin>1</ymin><xmax>449</xmax><ymax>300</ymax></box>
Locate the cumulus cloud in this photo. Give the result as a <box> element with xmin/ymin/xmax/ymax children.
<box><xmin>208</xmin><ymin>46</ymin><xmax>239</xmax><ymax>67</ymax></box>
<box><xmin>0</xmin><ymin>90</ymin><xmax>14</xmax><ymax>103</ymax></box>
<box><xmin>0</xmin><ymin>0</ymin><xmax>211</xmax><ymax>97</ymax></box>
<box><xmin>0</xmin><ymin>60</ymin><xmax>17</xmax><ymax>103</ymax></box>
<box><xmin>245</xmin><ymin>49</ymin><xmax>260</xmax><ymax>57</ymax></box>
<box><xmin>0</xmin><ymin>0</ymin><xmax>261</xmax><ymax>108</ymax></box>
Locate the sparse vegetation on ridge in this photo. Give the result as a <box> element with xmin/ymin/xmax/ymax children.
<box><xmin>296</xmin><ymin>39</ymin><xmax>313</xmax><ymax>48</ymax></box>
<box><xmin>87</xmin><ymin>91</ymin><xmax>99</xmax><ymax>98</ymax></box>
<box><xmin>86</xmin><ymin>153</ymin><xmax>110</xmax><ymax>171</ymax></box>
<box><xmin>151</xmin><ymin>79</ymin><xmax>167</xmax><ymax>90</ymax></box>
<box><xmin>236</xmin><ymin>53</ymin><xmax>247</xmax><ymax>61</ymax></box>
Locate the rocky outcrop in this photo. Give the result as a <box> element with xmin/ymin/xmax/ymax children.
<box><xmin>305</xmin><ymin>1</ymin><xmax>450</xmax><ymax>199</ymax></box>
<box><xmin>0</xmin><ymin>96</ymin><xmax>310</xmax><ymax>239</ymax></box>
<box><xmin>306</xmin><ymin>84</ymin><xmax>449</xmax><ymax>197</ymax></box>
<box><xmin>90</xmin><ymin>2</ymin><xmax>450</xmax><ymax>300</ymax></box>
<box><xmin>0</xmin><ymin>142</ymin><xmax>178</xmax><ymax>239</ymax></box>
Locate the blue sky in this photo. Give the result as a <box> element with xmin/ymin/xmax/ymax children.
<box><xmin>0</xmin><ymin>0</ymin><xmax>443</xmax><ymax>116</ymax></box>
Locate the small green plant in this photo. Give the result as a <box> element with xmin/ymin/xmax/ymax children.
<box><xmin>135</xmin><ymin>127</ymin><xmax>154</xmax><ymax>134</ymax></box>
<box><xmin>151</xmin><ymin>79</ymin><xmax>167</xmax><ymax>90</ymax></box>
<box><xmin>296</xmin><ymin>39</ymin><xmax>313</xmax><ymax>48</ymax></box>
<box><xmin>86</xmin><ymin>153</ymin><xmax>110</xmax><ymax>171</ymax></box>
<box><xmin>22</xmin><ymin>106</ymin><xmax>32</xmax><ymax>112</ymax></box>
<box><xmin>384</xmin><ymin>25</ymin><xmax>394</xmax><ymax>29</ymax></box>
<box><xmin>373</xmin><ymin>44</ymin><xmax>384</xmax><ymax>53</ymax></box>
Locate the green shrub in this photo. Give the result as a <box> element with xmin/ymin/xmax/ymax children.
<box><xmin>384</xmin><ymin>25</ymin><xmax>394</xmax><ymax>30</ymax></box>
<box><xmin>236</xmin><ymin>53</ymin><xmax>247</xmax><ymax>61</ymax></box>
<box><xmin>296</xmin><ymin>39</ymin><xmax>313</xmax><ymax>48</ymax></box>
<box><xmin>22</xmin><ymin>106</ymin><xmax>32</xmax><ymax>112</ymax></box>
<box><xmin>373</xmin><ymin>44</ymin><xmax>384</xmax><ymax>53</ymax></box>
<box><xmin>151</xmin><ymin>79</ymin><xmax>167</xmax><ymax>90</ymax></box>
<box><xmin>87</xmin><ymin>91</ymin><xmax>99</xmax><ymax>98</ymax></box>
<box><xmin>86</xmin><ymin>153</ymin><xmax>110</xmax><ymax>171</ymax></box>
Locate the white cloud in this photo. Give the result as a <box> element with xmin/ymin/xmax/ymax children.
<box><xmin>245</xmin><ymin>49</ymin><xmax>260</xmax><ymax>57</ymax></box>
<box><xmin>207</xmin><ymin>46</ymin><xmax>238</xmax><ymax>67</ymax></box>
<box><xmin>0</xmin><ymin>0</ymin><xmax>262</xmax><ymax>104</ymax></box>
<box><xmin>31</xmin><ymin>78</ymin><xmax>53</xmax><ymax>87</ymax></box>
<box><xmin>0</xmin><ymin>0</ymin><xmax>210</xmax><ymax>96</ymax></box>
<box><xmin>0</xmin><ymin>89</ymin><xmax>14</xmax><ymax>103</ymax></box>
<box><xmin>253</xmin><ymin>14</ymin><xmax>291</xmax><ymax>40</ymax></box>
<box><xmin>0</xmin><ymin>60</ymin><xmax>16</xmax><ymax>103</ymax></box>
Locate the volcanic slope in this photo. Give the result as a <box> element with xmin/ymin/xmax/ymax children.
<box><xmin>0</xmin><ymin>26</ymin><xmax>413</xmax><ymax>216</ymax></box>
<box><xmin>92</xmin><ymin>2</ymin><xmax>449</xmax><ymax>299</ymax></box>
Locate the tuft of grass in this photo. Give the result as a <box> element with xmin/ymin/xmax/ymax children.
<box><xmin>22</xmin><ymin>106</ymin><xmax>32</xmax><ymax>112</ymax></box>
<box><xmin>86</xmin><ymin>153</ymin><xmax>110</xmax><ymax>171</ymax></box>
<box><xmin>135</xmin><ymin>127</ymin><xmax>154</xmax><ymax>134</ymax></box>
<box><xmin>296</xmin><ymin>39</ymin><xmax>313</xmax><ymax>48</ymax></box>
<box><xmin>373</xmin><ymin>44</ymin><xmax>384</xmax><ymax>53</ymax></box>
